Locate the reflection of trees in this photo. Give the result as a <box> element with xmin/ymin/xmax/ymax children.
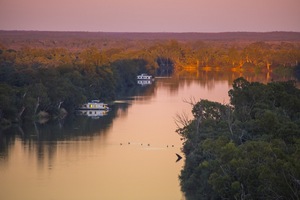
<box><xmin>0</xmin><ymin>108</ymin><xmax>117</xmax><ymax>169</ymax></box>
<box><xmin>0</xmin><ymin>128</ymin><xmax>17</xmax><ymax>163</ymax></box>
<box><xmin>173</xmin><ymin>69</ymin><xmax>295</xmax><ymax>92</ymax></box>
<box><xmin>2</xmin><ymin>35</ymin><xmax>300</xmax><ymax>123</ymax></box>
<box><xmin>0</xmin><ymin>85</ymin><xmax>154</xmax><ymax>169</ymax></box>
<box><xmin>0</xmin><ymin>72</ymin><xmax>297</xmax><ymax>169</ymax></box>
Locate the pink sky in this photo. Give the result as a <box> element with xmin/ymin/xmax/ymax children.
<box><xmin>0</xmin><ymin>0</ymin><xmax>299</xmax><ymax>32</ymax></box>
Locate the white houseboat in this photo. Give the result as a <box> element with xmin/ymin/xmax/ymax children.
<box><xmin>137</xmin><ymin>74</ymin><xmax>154</xmax><ymax>85</ymax></box>
<box><xmin>137</xmin><ymin>73</ymin><xmax>153</xmax><ymax>80</ymax></box>
<box><xmin>79</xmin><ymin>100</ymin><xmax>109</xmax><ymax>110</ymax></box>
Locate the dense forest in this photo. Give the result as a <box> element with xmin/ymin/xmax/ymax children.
<box><xmin>1</xmin><ymin>31</ymin><xmax>300</xmax><ymax>125</ymax></box>
<box><xmin>176</xmin><ymin>78</ymin><xmax>300</xmax><ymax>199</ymax></box>
<box><xmin>0</xmin><ymin>54</ymin><xmax>150</xmax><ymax>124</ymax></box>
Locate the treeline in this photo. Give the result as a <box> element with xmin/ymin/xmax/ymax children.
<box><xmin>177</xmin><ymin>77</ymin><xmax>300</xmax><ymax>199</ymax></box>
<box><xmin>1</xmin><ymin>39</ymin><xmax>300</xmax><ymax>71</ymax></box>
<box><xmin>1</xmin><ymin>39</ymin><xmax>300</xmax><ymax>124</ymax></box>
<box><xmin>0</xmin><ymin>48</ymin><xmax>151</xmax><ymax>124</ymax></box>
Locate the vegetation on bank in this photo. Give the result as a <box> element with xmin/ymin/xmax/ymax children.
<box><xmin>1</xmin><ymin>37</ymin><xmax>300</xmax><ymax>124</ymax></box>
<box><xmin>1</xmin><ymin>37</ymin><xmax>300</xmax><ymax>72</ymax></box>
<box><xmin>177</xmin><ymin>77</ymin><xmax>300</xmax><ymax>199</ymax></box>
<box><xmin>0</xmin><ymin>58</ymin><xmax>150</xmax><ymax>124</ymax></box>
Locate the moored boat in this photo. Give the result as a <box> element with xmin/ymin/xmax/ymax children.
<box><xmin>137</xmin><ymin>73</ymin><xmax>154</xmax><ymax>85</ymax></box>
<box><xmin>78</xmin><ymin>100</ymin><xmax>109</xmax><ymax>110</ymax></box>
<box><xmin>137</xmin><ymin>73</ymin><xmax>154</xmax><ymax>80</ymax></box>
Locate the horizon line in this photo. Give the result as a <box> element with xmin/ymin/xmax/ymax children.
<box><xmin>1</xmin><ymin>30</ymin><xmax>300</xmax><ymax>34</ymax></box>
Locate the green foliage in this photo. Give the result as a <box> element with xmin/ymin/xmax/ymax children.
<box><xmin>295</xmin><ymin>63</ymin><xmax>300</xmax><ymax>81</ymax></box>
<box><xmin>1</xmin><ymin>38</ymin><xmax>300</xmax><ymax>122</ymax></box>
<box><xmin>0</xmin><ymin>46</ymin><xmax>152</xmax><ymax>123</ymax></box>
<box><xmin>111</xmin><ymin>59</ymin><xmax>148</xmax><ymax>92</ymax></box>
<box><xmin>179</xmin><ymin>77</ymin><xmax>300</xmax><ymax>200</ymax></box>
<box><xmin>0</xmin><ymin>84</ymin><xmax>18</xmax><ymax>120</ymax></box>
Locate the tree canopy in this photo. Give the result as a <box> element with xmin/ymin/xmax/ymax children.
<box><xmin>0</xmin><ymin>46</ymin><xmax>153</xmax><ymax>123</ymax></box>
<box><xmin>177</xmin><ymin>77</ymin><xmax>300</xmax><ymax>200</ymax></box>
<box><xmin>1</xmin><ymin>35</ymin><xmax>300</xmax><ymax>123</ymax></box>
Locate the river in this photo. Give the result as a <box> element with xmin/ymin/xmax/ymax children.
<box><xmin>0</xmin><ymin>71</ymin><xmax>293</xmax><ymax>200</ymax></box>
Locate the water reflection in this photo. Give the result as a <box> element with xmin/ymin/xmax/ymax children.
<box><xmin>0</xmin><ymin>70</ymin><xmax>294</xmax><ymax>167</ymax></box>
<box><xmin>0</xmin><ymin>70</ymin><xmax>297</xmax><ymax>200</ymax></box>
<box><xmin>76</xmin><ymin>109</ymin><xmax>109</xmax><ymax>119</ymax></box>
<box><xmin>137</xmin><ymin>79</ymin><xmax>154</xmax><ymax>86</ymax></box>
<box><xmin>0</xmin><ymin>100</ymin><xmax>132</xmax><ymax>160</ymax></box>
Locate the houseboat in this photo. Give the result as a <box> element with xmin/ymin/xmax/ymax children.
<box><xmin>137</xmin><ymin>73</ymin><xmax>154</xmax><ymax>85</ymax></box>
<box><xmin>137</xmin><ymin>73</ymin><xmax>153</xmax><ymax>80</ymax></box>
<box><xmin>78</xmin><ymin>100</ymin><xmax>109</xmax><ymax>110</ymax></box>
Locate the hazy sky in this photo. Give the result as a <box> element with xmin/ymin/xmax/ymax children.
<box><xmin>0</xmin><ymin>0</ymin><xmax>299</xmax><ymax>32</ymax></box>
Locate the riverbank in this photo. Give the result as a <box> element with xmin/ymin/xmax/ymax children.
<box><xmin>1</xmin><ymin>32</ymin><xmax>299</xmax><ymax>126</ymax></box>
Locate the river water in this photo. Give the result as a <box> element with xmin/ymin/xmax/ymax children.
<box><xmin>0</xmin><ymin>71</ymin><xmax>291</xmax><ymax>200</ymax></box>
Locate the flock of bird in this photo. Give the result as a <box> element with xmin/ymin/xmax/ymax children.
<box><xmin>119</xmin><ymin>142</ymin><xmax>175</xmax><ymax>148</ymax></box>
<box><xmin>119</xmin><ymin>141</ymin><xmax>182</xmax><ymax>161</ymax></box>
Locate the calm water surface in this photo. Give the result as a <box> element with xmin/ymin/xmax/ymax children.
<box><xmin>0</xmin><ymin>72</ymin><xmax>286</xmax><ymax>200</ymax></box>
